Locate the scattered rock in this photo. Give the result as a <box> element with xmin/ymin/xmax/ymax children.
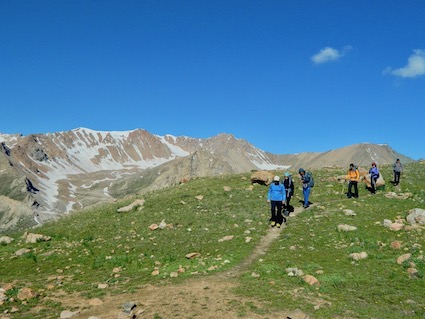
<box><xmin>391</xmin><ymin>241</ymin><xmax>402</xmax><ymax>249</ymax></box>
<box><xmin>122</xmin><ymin>301</ymin><xmax>136</xmax><ymax>313</ymax></box>
<box><xmin>302</xmin><ymin>274</ymin><xmax>320</xmax><ymax>286</ymax></box>
<box><xmin>117</xmin><ymin>199</ymin><xmax>145</xmax><ymax>213</ymax></box>
<box><xmin>14</xmin><ymin>248</ymin><xmax>31</xmax><ymax>256</ymax></box>
<box><xmin>185</xmin><ymin>252</ymin><xmax>201</xmax><ymax>259</ymax></box>
<box><xmin>250</xmin><ymin>170</ymin><xmax>275</xmax><ymax>185</ymax></box>
<box><xmin>383</xmin><ymin>219</ymin><xmax>392</xmax><ymax>228</ymax></box>
<box><xmin>195</xmin><ymin>195</ymin><xmax>204</xmax><ymax>200</ymax></box>
<box><xmin>223</xmin><ymin>186</ymin><xmax>232</xmax><ymax>191</ymax></box>
<box><xmin>97</xmin><ymin>283</ymin><xmax>108</xmax><ymax>289</ymax></box>
<box><xmin>151</xmin><ymin>269</ymin><xmax>160</xmax><ymax>276</ymax></box>
<box><xmin>407</xmin><ymin>268</ymin><xmax>419</xmax><ymax>278</ymax></box>
<box><xmin>337</xmin><ymin>224</ymin><xmax>357</xmax><ymax>232</ymax></box>
<box><xmin>384</xmin><ymin>192</ymin><xmax>412</xmax><ymax>200</ymax></box>
<box><xmin>149</xmin><ymin>224</ymin><xmax>159</xmax><ymax>231</ymax></box>
<box><xmin>0</xmin><ymin>236</ymin><xmax>14</xmax><ymax>244</ymax></box>
<box><xmin>218</xmin><ymin>235</ymin><xmax>234</xmax><ymax>242</ymax></box>
<box><xmin>286</xmin><ymin>267</ymin><xmax>304</xmax><ymax>277</ymax></box>
<box><xmin>406</xmin><ymin>208</ymin><xmax>425</xmax><ymax>225</ymax></box>
<box><xmin>158</xmin><ymin>219</ymin><xmax>167</xmax><ymax>229</ymax></box>
<box><xmin>349</xmin><ymin>252</ymin><xmax>368</xmax><ymax>261</ymax></box>
<box><xmin>397</xmin><ymin>253</ymin><xmax>411</xmax><ymax>265</ymax></box>
<box><xmin>251</xmin><ymin>272</ymin><xmax>260</xmax><ymax>277</ymax></box>
<box><xmin>343</xmin><ymin>209</ymin><xmax>356</xmax><ymax>216</ymax></box>
<box><xmin>22</xmin><ymin>232</ymin><xmax>51</xmax><ymax>243</ymax></box>
<box><xmin>17</xmin><ymin>288</ymin><xmax>37</xmax><ymax>301</ymax></box>
<box><xmin>390</xmin><ymin>223</ymin><xmax>404</xmax><ymax>231</ymax></box>
<box><xmin>60</xmin><ymin>310</ymin><xmax>80</xmax><ymax>318</ymax></box>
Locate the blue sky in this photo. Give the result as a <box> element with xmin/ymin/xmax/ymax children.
<box><xmin>1</xmin><ymin>1</ymin><xmax>424</xmax><ymax>159</ymax></box>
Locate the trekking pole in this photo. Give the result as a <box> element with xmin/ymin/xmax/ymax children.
<box><xmin>341</xmin><ymin>180</ymin><xmax>346</xmax><ymax>195</ymax></box>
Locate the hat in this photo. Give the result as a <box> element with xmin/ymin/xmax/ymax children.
<box><xmin>298</xmin><ymin>168</ymin><xmax>305</xmax><ymax>173</ymax></box>
<box><xmin>284</xmin><ymin>172</ymin><xmax>290</xmax><ymax>177</ymax></box>
<box><xmin>273</xmin><ymin>175</ymin><xmax>280</xmax><ymax>181</ymax></box>
<box><xmin>349</xmin><ymin>163</ymin><xmax>354</xmax><ymax>168</ymax></box>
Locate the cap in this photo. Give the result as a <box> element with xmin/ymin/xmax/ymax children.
<box><xmin>284</xmin><ymin>172</ymin><xmax>290</xmax><ymax>177</ymax></box>
<box><xmin>273</xmin><ymin>176</ymin><xmax>280</xmax><ymax>181</ymax></box>
<box><xmin>298</xmin><ymin>168</ymin><xmax>305</xmax><ymax>173</ymax></box>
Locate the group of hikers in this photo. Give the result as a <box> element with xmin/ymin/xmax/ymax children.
<box><xmin>267</xmin><ymin>159</ymin><xmax>404</xmax><ymax>228</ymax></box>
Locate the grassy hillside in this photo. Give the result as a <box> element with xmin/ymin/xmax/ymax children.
<box><xmin>1</xmin><ymin>163</ymin><xmax>425</xmax><ymax>318</ymax></box>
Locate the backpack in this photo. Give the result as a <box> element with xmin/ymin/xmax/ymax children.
<box><xmin>306</xmin><ymin>172</ymin><xmax>314</xmax><ymax>187</ymax></box>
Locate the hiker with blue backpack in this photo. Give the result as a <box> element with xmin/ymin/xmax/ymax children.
<box><xmin>267</xmin><ymin>175</ymin><xmax>286</xmax><ymax>228</ymax></box>
<box><xmin>298</xmin><ymin>168</ymin><xmax>314</xmax><ymax>208</ymax></box>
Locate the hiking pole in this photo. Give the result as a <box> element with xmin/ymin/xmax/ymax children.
<box><xmin>341</xmin><ymin>180</ymin><xmax>346</xmax><ymax>195</ymax></box>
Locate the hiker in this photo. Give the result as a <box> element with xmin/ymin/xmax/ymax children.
<box><xmin>369</xmin><ymin>162</ymin><xmax>380</xmax><ymax>194</ymax></box>
<box><xmin>267</xmin><ymin>175</ymin><xmax>286</xmax><ymax>228</ymax></box>
<box><xmin>283</xmin><ymin>172</ymin><xmax>294</xmax><ymax>216</ymax></box>
<box><xmin>298</xmin><ymin>168</ymin><xmax>313</xmax><ymax>208</ymax></box>
<box><xmin>345</xmin><ymin>163</ymin><xmax>360</xmax><ymax>198</ymax></box>
<box><xmin>393</xmin><ymin>158</ymin><xmax>403</xmax><ymax>186</ymax></box>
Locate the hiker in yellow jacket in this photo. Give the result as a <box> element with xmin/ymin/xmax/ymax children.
<box><xmin>345</xmin><ymin>163</ymin><xmax>360</xmax><ymax>198</ymax></box>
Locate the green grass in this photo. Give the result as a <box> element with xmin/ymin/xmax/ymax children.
<box><xmin>1</xmin><ymin>163</ymin><xmax>425</xmax><ymax>318</ymax></box>
<box><xmin>236</xmin><ymin>163</ymin><xmax>425</xmax><ymax>318</ymax></box>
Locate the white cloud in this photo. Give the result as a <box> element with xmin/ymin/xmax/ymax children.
<box><xmin>311</xmin><ymin>46</ymin><xmax>352</xmax><ymax>64</ymax></box>
<box><xmin>384</xmin><ymin>49</ymin><xmax>425</xmax><ymax>78</ymax></box>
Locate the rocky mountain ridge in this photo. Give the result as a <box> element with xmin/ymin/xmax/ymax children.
<box><xmin>0</xmin><ymin>128</ymin><xmax>413</xmax><ymax>233</ymax></box>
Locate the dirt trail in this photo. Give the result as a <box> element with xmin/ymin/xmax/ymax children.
<box><xmin>67</xmin><ymin>206</ymin><xmax>308</xmax><ymax>319</ymax></box>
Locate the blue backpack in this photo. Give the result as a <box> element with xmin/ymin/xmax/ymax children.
<box><xmin>306</xmin><ymin>172</ymin><xmax>315</xmax><ymax>187</ymax></box>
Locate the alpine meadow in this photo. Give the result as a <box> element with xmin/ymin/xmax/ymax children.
<box><xmin>1</xmin><ymin>162</ymin><xmax>425</xmax><ymax>319</ymax></box>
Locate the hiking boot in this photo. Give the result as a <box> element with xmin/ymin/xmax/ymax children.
<box><xmin>271</xmin><ymin>221</ymin><xmax>276</xmax><ymax>227</ymax></box>
<box><xmin>283</xmin><ymin>217</ymin><xmax>287</xmax><ymax>224</ymax></box>
<box><xmin>276</xmin><ymin>223</ymin><xmax>281</xmax><ymax>228</ymax></box>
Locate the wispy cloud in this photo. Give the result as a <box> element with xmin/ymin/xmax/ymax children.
<box><xmin>383</xmin><ymin>50</ymin><xmax>425</xmax><ymax>78</ymax></box>
<box><xmin>311</xmin><ymin>46</ymin><xmax>352</xmax><ymax>64</ymax></box>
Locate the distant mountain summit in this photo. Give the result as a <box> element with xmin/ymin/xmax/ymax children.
<box><xmin>273</xmin><ymin>143</ymin><xmax>412</xmax><ymax>169</ymax></box>
<box><xmin>0</xmin><ymin>128</ymin><xmax>413</xmax><ymax>232</ymax></box>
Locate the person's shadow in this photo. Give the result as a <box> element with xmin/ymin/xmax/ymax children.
<box><xmin>298</xmin><ymin>200</ymin><xmax>313</xmax><ymax>205</ymax></box>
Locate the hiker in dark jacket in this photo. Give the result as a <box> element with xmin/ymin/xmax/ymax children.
<box><xmin>267</xmin><ymin>176</ymin><xmax>286</xmax><ymax>228</ymax></box>
<box><xmin>283</xmin><ymin>172</ymin><xmax>294</xmax><ymax>216</ymax></box>
<box><xmin>369</xmin><ymin>162</ymin><xmax>380</xmax><ymax>194</ymax></box>
<box><xmin>298</xmin><ymin>168</ymin><xmax>312</xmax><ymax>208</ymax></box>
<box><xmin>393</xmin><ymin>159</ymin><xmax>403</xmax><ymax>185</ymax></box>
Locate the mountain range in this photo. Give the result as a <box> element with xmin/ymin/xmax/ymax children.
<box><xmin>0</xmin><ymin>127</ymin><xmax>413</xmax><ymax>233</ymax></box>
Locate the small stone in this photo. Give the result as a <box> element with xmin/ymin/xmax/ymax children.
<box><xmin>185</xmin><ymin>252</ymin><xmax>201</xmax><ymax>259</ymax></box>
<box><xmin>122</xmin><ymin>301</ymin><xmax>136</xmax><ymax>313</ymax></box>
<box><xmin>218</xmin><ymin>235</ymin><xmax>234</xmax><ymax>242</ymax></box>
<box><xmin>60</xmin><ymin>310</ymin><xmax>80</xmax><ymax>318</ymax></box>
<box><xmin>97</xmin><ymin>283</ymin><xmax>108</xmax><ymax>289</ymax></box>
<box><xmin>337</xmin><ymin>224</ymin><xmax>357</xmax><ymax>232</ymax></box>
<box><xmin>17</xmin><ymin>288</ymin><xmax>37</xmax><ymax>301</ymax></box>
<box><xmin>391</xmin><ymin>241</ymin><xmax>402</xmax><ymax>249</ymax></box>
<box><xmin>14</xmin><ymin>248</ymin><xmax>31</xmax><ymax>256</ymax></box>
<box><xmin>302</xmin><ymin>275</ymin><xmax>320</xmax><ymax>286</ymax></box>
<box><xmin>397</xmin><ymin>253</ymin><xmax>411</xmax><ymax>265</ymax></box>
